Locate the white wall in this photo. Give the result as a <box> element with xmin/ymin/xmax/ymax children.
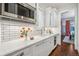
<box><xmin>77</xmin><ymin>3</ymin><xmax>79</xmax><ymax>52</ymax></box>
<box><xmin>57</xmin><ymin>11</ymin><xmax>61</xmax><ymax>45</ymax></box>
<box><xmin>0</xmin><ymin>18</ymin><xmax>36</xmax><ymax>42</ymax></box>
<box><xmin>74</xmin><ymin>4</ymin><xmax>78</xmax><ymax>50</ymax></box>
<box><xmin>61</xmin><ymin>9</ymin><xmax>75</xmax><ymax>18</ymax></box>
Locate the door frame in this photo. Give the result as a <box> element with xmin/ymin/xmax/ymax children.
<box><xmin>58</xmin><ymin>9</ymin><xmax>77</xmax><ymax>50</ymax></box>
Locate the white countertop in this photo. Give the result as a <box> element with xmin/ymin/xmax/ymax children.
<box><xmin>0</xmin><ymin>32</ymin><xmax>59</xmax><ymax>56</ymax></box>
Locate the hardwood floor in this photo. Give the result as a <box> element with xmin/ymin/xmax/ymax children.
<box><xmin>49</xmin><ymin>42</ymin><xmax>79</xmax><ymax>56</ymax></box>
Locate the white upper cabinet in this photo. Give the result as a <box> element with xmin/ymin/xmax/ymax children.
<box><xmin>36</xmin><ymin>4</ymin><xmax>45</xmax><ymax>28</ymax></box>
<box><xmin>45</xmin><ymin>7</ymin><xmax>58</xmax><ymax>27</ymax></box>
<box><xmin>45</xmin><ymin>7</ymin><xmax>52</xmax><ymax>27</ymax></box>
<box><xmin>35</xmin><ymin>4</ymin><xmax>58</xmax><ymax>28</ymax></box>
<box><xmin>37</xmin><ymin>8</ymin><xmax>44</xmax><ymax>27</ymax></box>
<box><xmin>50</xmin><ymin>8</ymin><xmax>58</xmax><ymax>27</ymax></box>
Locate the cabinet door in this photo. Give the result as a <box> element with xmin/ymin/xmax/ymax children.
<box><xmin>45</xmin><ymin>7</ymin><xmax>52</xmax><ymax>27</ymax></box>
<box><xmin>43</xmin><ymin>39</ymin><xmax>52</xmax><ymax>55</ymax></box>
<box><xmin>45</xmin><ymin>37</ymin><xmax>54</xmax><ymax>54</ymax></box>
<box><xmin>33</xmin><ymin>41</ymin><xmax>45</xmax><ymax>56</ymax></box>
<box><xmin>46</xmin><ymin>38</ymin><xmax>53</xmax><ymax>55</ymax></box>
<box><xmin>24</xmin><ymin>46</ymin><xmax>33</xmax><ymax>56</ymax></box>
<box><xmin>33</xmin><ymin>40</ymin><xmax>50</xmax><ymax>56</ymax></box>
<box><xmin>45</xmin><ymin>11</ymin><xmax>51</xmax><ymax>27</ymax></box>
<box><xmin>37</xmin><ymin>8</ymin><xmax>44</xmax><ymax>27</ymax></box>
<box><xmin>50</xmin><ymin>10</ymin><xmax>57</xmax><ymax>27</ymax></box>
<box><xmin>50</xmin><ymin>37</ymin><xmax>54</xmax><ymax>51</ymax></box>
<box><xmin>47</xmin><ymin>36</ymin><xmax>57</xmax><ymax>54</ymax></box>
<box><xmin>50</xmin><ymin>12</ymin><xmax>54</xmax><ymax>27</ymax></box>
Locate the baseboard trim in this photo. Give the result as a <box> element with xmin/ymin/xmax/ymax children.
<box><xmin>77</xmin><ymin>49</ymin><xmax>79</xmax><ymax>53</ymax></box>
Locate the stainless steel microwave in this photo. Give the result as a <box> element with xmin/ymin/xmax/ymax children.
<box><xmin>0</xmin><ymin>3</ymin><xmax>35</xmax><ymax>19</ymax></box>
<box><xmin>1</xmin><ymin>3</ymin><xmax>18</xmax><ymax>18</ymax></box>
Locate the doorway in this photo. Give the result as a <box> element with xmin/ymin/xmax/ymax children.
<box><xmin>61</xmin><ymin>10</ymin><xmax>75</xmax><ymax>44</ymax></box>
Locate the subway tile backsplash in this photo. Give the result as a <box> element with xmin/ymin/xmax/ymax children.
<box><xmin>0</xmin><ymin>18</ymin><xmax>36</xmax><ymax>42</ymax></box>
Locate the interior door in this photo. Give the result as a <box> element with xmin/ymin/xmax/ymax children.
<box><xmin>66</xmin><ymin>20</ymin><xmax>70</xmax><ymax>36</ymax></box>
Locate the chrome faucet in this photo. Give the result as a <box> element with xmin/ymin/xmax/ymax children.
<box><xmin>36</xmin><ymin>27</ymin><xmax>45</xmax><ymax>36</ymax></box>
<box><xmin>40</xmin><ymin>27</ymin><xmax>45</xmax><ymax>36</ymax></box>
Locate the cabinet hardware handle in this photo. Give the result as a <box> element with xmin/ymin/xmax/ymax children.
<box><xmin>17</xmin><ymin>52</ymin><xmax>24</xmax><ymax>56</ymax></box>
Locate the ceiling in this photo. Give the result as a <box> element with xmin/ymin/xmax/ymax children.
<box><xmin>39</xmin><ymin>3</ymin><xmax>77</xmax><ymax>10</ymax></box>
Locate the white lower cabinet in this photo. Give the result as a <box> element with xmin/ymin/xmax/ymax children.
<box><xmin>33</xmin><ymin>40</ymin><xmax>49</xmax><ymax>56</ymax></box>
<box><xmin>23</xmin><ymin>46</ymin><xmax>34</xmax><ymax>56</ymax></box>
<box><xmin>8</xmin><ymin>35</ymin><xmax>58</xmax><ymax>56</ymax></box>
<box><xmin>49</xmin><ymin>37</ymin><xmax>54</xmax><ymax>52</ymax></box>
<box><xmin>33</xmin><ymin>37</ymin><xmax>54</xmax><ymax>56</ymax></box>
